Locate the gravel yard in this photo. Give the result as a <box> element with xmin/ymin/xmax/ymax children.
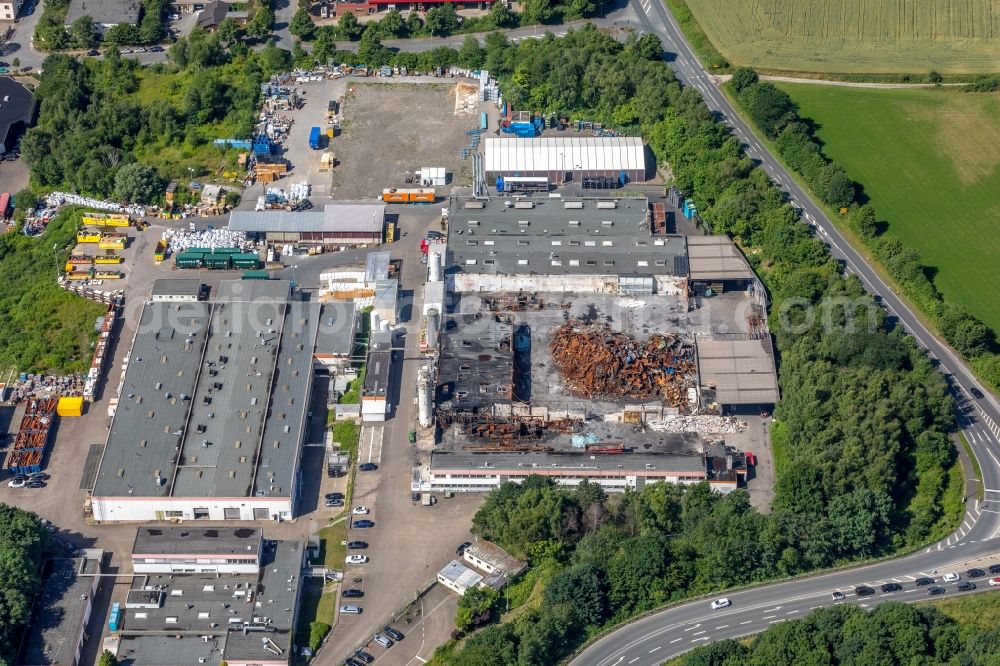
<box><xmin>331</xmin><ymin>82</ymin><xmax>480</xmax><ymax>200</ymax></box>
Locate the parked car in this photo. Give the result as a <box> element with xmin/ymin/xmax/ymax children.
<box><xmin>927</xmin><ymin>586</ymin><xmax>946</xmax><ymax>596</ymax></box>
<box><xmin>352</xmin><ymin>520</ymin><xmax>374</xmax><ymax>528</ymax></box>
<box><xmin>325</xmin><ymin>499</ymin><xmax>344</xmax><ymax>508</ymax></box>
<box><xmin>86</xmin><ymin>49</ymin><xmax>100</xmax><ymax>56</ymax></box>
<box><xmin>710</xmin><ymin>598</ymin><xmax>731</xmax><ymax>610</ymax></box>
<box><xmin>149</xmin><ymin>46</ymin><xmax>164</xmax><ymax>52</ymax></box>
<box><xmin>169</xmin><ymin>12</ymin><xmax>180</xmax><ymax>19</ymax></box>
<box><xmin>346</xmin><ymin>658</ymin><xmax>364</xmax><ymax>666</ymax></box>
<box><xmin>967</xmin><ymin>568</ymin><xmax>985</xmax><ymax>579</ymax></box>
<box><xmin>354</xmin><ymin>650</ymin><xmax>375</xmax><ymax>664</ymax></box>
<box><xmin>25</xmin><ymin>480</ymin><xmax>45</xmax><ymax>488</ymax></box>
<box><xmin>325</xmin><ymin>492</ymin><xmax>344</xmax><ymax>501</ymax></box>
<box><xmin>120</xmin><ymin>48</ymin><xmax>132</xmax><ymax>54</ymax></box>
<box><xmin>957</xmin><ymin>581</ymin><xmax>977</xmax><ymax>592</ymax></box>
<box><xmin>342</xmin><ymin>588</ymin><xmax>364</xmax><ymax>598</ymax></box>
<box><xmin>383</xmin><ymin>626</ymin><xmax>404</xmax><ymax>641</ymax></box>
<box><xmin>359</xmin><ymin>463</ymin><xmax>378</xmax><ymax>472</ymax></box>
<box><xmin>880</xmin><ymin>583</ymin><xmax>902</xmax><ymax>593</ymax></box>
<box><xmin>347</xmin><ymin>541</ymin><xmax>368</xmax><ymax>550</ymax></box>
<box><xmin>915</xmin><ymin>577</ymin><xmax>935</xmax><ymax>586</ymax></box>
<box><xmin>943</xmin><ymin>572</ymin><xmax>961</xmax><ymax>582</ymax></box>
<box><xmin>988</xmin><ymin>563</ymin><xmax>1000</xmax><ymax>575</ymax></box>
<box><xmin>373</xmin><ymin>634</ymin><xmax>393</xmax><ymax>648</ymax></box>
<box><xmin>133</xmin><ymin>47</ymin><xmax>147</xmax><ymax>53</ymax></box>
<box><xmin>456</xmin><ymin>541</ymin><xmax>471</xmax><ymax>556</ymax></box>
<box><xmin>346</xmin><ymin>555</ymin><xmax>369</xmax><ymax>565</ymax></box>
<box><xmin>855</xmin><ymin>586</ymin><xmax>875</xmax><ymax>597</ymax></box>
<box><xmin>988</xmin><ymin>577</ymin><xmax>1000</xmax><ymax>587</ymax></box>
<box><xmin>7</xmin><ymin>478</ymin><xmax>25</xmax><ymax>488</ymax></box>
<box><xmin>352</xmin><ymin>506</ymin><xmax>370</xmax><ymax>515</ymax></box>
<box><xmin>340</xmin><ymin>605</ymin><xmax>362</xmax><ymax>615</ymax></box>
<box><xmin>831</xmin><ymin>591</ymin><xmax>845</xmax><ymax>601</ymax></box>
<box><xmin>29</xmin><ymin>472</ymin><xmax>50</xmax><ymax>480</ymax></box>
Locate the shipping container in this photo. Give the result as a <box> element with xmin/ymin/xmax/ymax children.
<box><xmin>382</xmin><ymin>189</ymin><xmax>409</xmax><ymax>203</ymax></box>
<box><xmin>204</xmin><ymin>255</ymin><xmax>233</xmax><ymax>270</ymax></box>
<box><xmin>67</xmin><ymin>270</ymin><xmax>95</xmax><ymax>281</ymax></box>
<box><xmin>109</xmin><ymin>603</ymin><xmax>121</xmax><ymax>632</ymax></box>
<box><xmin>231</xmin><ymin>253</ymin><xmax>261</xmax><ymax>269</ymax></box>
<box><xmin>93</xmin><ymin>271</ymin><xmax>124</xmax><ymax>279</ymax></box>
<box><xmin>175</xmin><ymin>252</ymin><xmax>205</xmax><ymax>268</ymax></box>
<box><xmin>480</xmin><ymin>112</ymin><xmax>488</xmax><ymax>130</ymax></box>
<box><xmin>408</xmin><ymin>189</ymin><xmax>435</xmax><ymax>203</ymax></box>
<box><xmin>242</xmin><ymin>270</ymin><xmax>270</xmax><ymax>280</ymax></box>
<box><xmin>95</xmin><ymin>254</ymin><xmax>123</xmax><ymax>264</ymax></box>
<box><xmin>76</xmin><ymin>231</ymin><xmax>102</xmax><ymax>244</ymax></box>
<box><xmin>154</xmin><ymin>239</ymin><xmax>168</xmax><ymax>262</ymax></box>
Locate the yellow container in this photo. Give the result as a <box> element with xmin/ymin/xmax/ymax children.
<box><xmin>94</xmin><ymin>271</ymin><xmax>123</xmax><ymax>280</ymax></box>
<box><xmin>77</xmin><ymin>232</ymin><xmax>102</xmax><ymax>243</ymax></box>
<box><xmin>99</xmin><ymin>238</ymin><xmax>126</xmax><ymax>250</ymax></box>
<box><xmin>95</xmin><ymin>254</ymin><xmax>123</xmax><ymax>264</ymax></box>
<box><xmin>82</xmin><ymin>214</ymin><xmax>130</xmax><ymax>227</ymax></box>
<box><xmin>57</xmin><ymin>396</ymin><xmax>84</xmax><ymax>417</ymax></box>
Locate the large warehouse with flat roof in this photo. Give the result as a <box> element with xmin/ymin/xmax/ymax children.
<box><xmin>228</xmin><ymin>203</ymin><xmax>385</xmax><ymax>247</ymax></box>
<box><xmin>90</xmin><ymin>279</ymin><xmax>332</xmax><ymax>522</ymax></box>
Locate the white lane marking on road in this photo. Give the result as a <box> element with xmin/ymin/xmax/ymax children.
<box><xmin>764</xmin><ymin>606</ymin><xmax>782</xmax><ymax>612</ymax></box>
<box><xmin>628</xmin><ymin>658</ymin><xmax>640</xmax><ymax>664</ymax></box>
<box><xmin>904</xmin><ymin>575</ymin><xmax>916</xmax><ymax>580</ymax></box>
<box><xmin>715</xmin><ymin>625</ymin><xmax>729</xmax><ymax>630</ymax></box>
<box><xmin>963</xmin><ymin>519</ymin><xmax>972</xmax><ymax>531</ymax></box>
<box><xmin>683</xmin><ymin>624</ymin><xmax>701</xmax><ymax>632</ymax></box>
<box><xmin>649</xmin><ymin>646</ymin><xmax>662</xmax><ymax>653</ymax></box>
<box><xmin>787</xmin><ymin>610</ymin><xmax>799</xmax><ymax>614</ymax></box>
<box><xmin>762</xmin><ymin>615</ymin><xmax>777</xmax><ymax>620</ymax></box>
<box><xmin>692</xmin><ymin>631</ymin><xmax>706</xmax><ymax>636</ymax></box>
<box><xmin>769</xmin><ymin>619</ymin><xmax>785</xmax><ymax>624</ymax></box>
<box><xmin>740</xmin><ymin>620</ymin><xmax>753</xmax><ymax>625</ymax></box>
<box><xmin>691</xmin><ymin>637</ymin><xmax>710</xmax><ymax>642</ymax></box>
<box><xmin>414</xmin><ymin>658</ymin><xmax>427</xmax><ymax>664</ymax></box>
<box><xmin>670</xmin><ymin>638</ymin><xmax>682</xmax><ymax>644</ymax></box>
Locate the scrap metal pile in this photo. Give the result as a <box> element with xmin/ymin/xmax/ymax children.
<box><xmin>437</xmin><ymin>411</ymin><xmax>575</xmax><ymax>446</ymax></box>
<box><xmin>549</xmin><ymin>321</ymin><xmax>696</xmax><ymax>405</ymax></box>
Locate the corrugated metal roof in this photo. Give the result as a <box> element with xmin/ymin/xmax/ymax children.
<box><xmin>686</xmin><ymin>236</ymin><xmax>756</xmax><ymax>281</ymax></box>
<box><xmin>696</xmin><ymin>338</ymin><xmax>779</xmax><ymax>405</ymax></box>
<box><xmin>485</xmin><ymin>137</ymin><xmax>645</xmax><ymax>173</ymax></box>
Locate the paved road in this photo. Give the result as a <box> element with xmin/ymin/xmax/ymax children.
<box><xmin>570</xmin><ymin>1</ymin><xmax>1000</xmax><ymax>664</ymax></box>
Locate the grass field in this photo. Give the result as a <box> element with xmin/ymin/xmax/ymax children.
<box><xmin>775</xmin><ymin>83</ymin><xmax>1000</xmax><ymax>334</ymax></box>
<box><xmin>682</xmin><ymin>0</ymin><xmax>1000</xmax><ymax>74</ymax></box>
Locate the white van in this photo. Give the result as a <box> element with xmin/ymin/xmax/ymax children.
<box><xmin>340</xmin><ymin>605</ymin><xmax>362</xmax><ymax>615</ymax></box>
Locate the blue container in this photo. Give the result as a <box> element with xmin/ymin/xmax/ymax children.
<box><xmin>309</xmin><ymin>127</ymin><xmax>322</xmax><ymax>150</ymax></box>
<box><xmin>496</xmin><ymin>177</ymin><xmax>504</xmax><ymax>193</ymax></box>
<box><xmin>109</xmin><ymin>603</ymin><xmax>121</xmax><ymax>632</ymax></box>
<box><xmin>480</xmin><ymin>112</ymin><xmax>488</xmax><ymax>130</ymax></box>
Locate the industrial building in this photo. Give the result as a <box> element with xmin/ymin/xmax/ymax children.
<box><xmin>0</xmin><ymin>77</ymin><xmax>35</xmax><ymax>155</ymax></box>
<box><xmin>18</xmin><ymin>551</ymin><xmax>104</xmax><ymax>666</ymax></box>
<box><xmin>484</xmin><ymin>136</ymin><xmax>648</xmax><ymax>184</ymax></box>
<box><xmin>361</xmin><ymin>330</ymin><xmax>393</xmax><ymax>422</ymax></box>
<box><xmin>90</xmin><ymin>279</ymin><xmax>330</xmax><ymax>522</ymax></box>
<box><xmin>228</xmin><ymin>203</ymin><xmax>385</xmax><ymax>247</ymax></box>
<box><xmin>0</xmin><ymin>0</ymin><xmax>23</xmax><ymax>21</ymax></box>
<box><xmin>131</xmin><ymin>526</ymin><xmax>263</xmax><ymax>574</ymax></box>
<box><xmin>413</xmin><ymin>195</ymin><xmax>774</xmax><ymax>494</ymax></box>
<box><xmin>150</xmin><ymin>278</ymin><xmax>204</xmax><ymax>302</ymax></box>
<box><xmin>112</xmin><ymin>532</ymin><xmax>303</xmax><ymax>666</ymax></box>
<box><xmin>65</xmin><ymin>0</ymin><xmax>141</xmax><ymax>31</ymax></box>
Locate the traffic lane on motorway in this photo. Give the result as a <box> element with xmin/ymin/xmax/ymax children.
<box><xmin>600</xmin><ymin>583</ymin><xmax>1000</xmax><ymax>666</ymax></box>
<box><xmin>578</xmin><ymin>558</ymin><xmax>1000</xmax><ymax>666</ymax></box>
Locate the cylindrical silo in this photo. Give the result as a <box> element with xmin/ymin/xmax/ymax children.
<box><xmin>428</xmin><ymin>250</ymin><xmax>442</xmax><ymax>282</ymax></box>
<box><xmin>417</xmin><ymin>365</ymin><xmax>434</xmax><ymax>427</ymax></box>
<box><xmin>426</xmin><ymin>308</ymin><xmax>440</xmax><ymax>350</ymax></box>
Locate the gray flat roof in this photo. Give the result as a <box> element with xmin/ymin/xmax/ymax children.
<box><xmin>696</xmin><ymin>338</ymin><xmax>779</xmax><ymax>405</ymax></box>
<box><xmin>228</xmin><ymin>204</ymin><xmax>385</xmax><ymax>233</ymax></box>
<box><xmin>447</xmin><ymin>197</ymin><xmax>689</xmax><ymax>277</ymax></box>
<box><xmin>92</xmin><ymin>280</ymin><xmax>316</xmax><ymax>500</ymax></box>
<box><xmin>132</xmin><ymin>526</ymin><xmax>262</xmax><ymax>556</ymax></box>
<box><xmin>65</xmin><ymin>0</ymin><xmax>141</xmax><ymax>25</ymax></box>
<box><xmin>438</xmin><ymin>313</ymin><xmax>513</xmax><ymax>409</ymax></box>
<box><xmin>438</xmin><ymin>560</ymin><xmax>482</xmax><ymax>588</ymax></box>
<box><xmin>365</xmin><ymin>251</ymin><xmax>391</xmax><ymax>282</ymax></box>
<box><xmin>118</xmin><ymin>541</ymin><xmax>302</xmax><ymax>664</ymax></box>
<box><xmin>150</xmin><ymin>278</ymin><xmax>203</xmax><ymax>298</ymax></box>
<box><xmin>686</xmin><ymin>235</ymin><xmax>757</xmax><ymax>281</ymax></box>
<box><xmin>20</xmin><ymin>556</ymin><xmax>101</xmax><ymax>666</ymax></box>
<box><xmin>316</xmin><ymin>302</ymin><xmax>357</xmax><ymax>357</ymax></box>
<box><xmin>430</xmin><ymin>450</ymin><xmax>706</xmax><ymax>475</ymax></box>
<box><xmin>363</xmin><ymin>331</ymin><xmax>393</xmax><ymax>398</ymax></box>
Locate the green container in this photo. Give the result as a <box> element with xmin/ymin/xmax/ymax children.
<box><xmin>204</xmin><ymin>256</ymin><xmax>232</xmax><ymax>269</ymax></box>
<box><xmin>242</xmin><ymin>270</ymin><xmax>270</xmax><ymax>280</ymax></box>
<box><xmin>187</xmin><ymin>247</ymin><xmax>242</xmax><ymax>255</ymax></box>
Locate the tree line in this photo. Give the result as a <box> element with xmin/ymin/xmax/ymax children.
<box><xmin>730</xmin><ymin>68</ymin><xmax>999</xmax><ymax>392</ymax></box>
<box><xmin>0</xmin><ymin>505</ymin><xmax>46</xmax><ymax>663</ymax></box>
<box><xmin>681</xmin><ymin>601</ymin><xmax>1000</xmax><ymax>666</ymax></box>
<box><xmin>422</xmin><ymin>25</ymin><xmax>959</xmax><ymax>665</ymax></box>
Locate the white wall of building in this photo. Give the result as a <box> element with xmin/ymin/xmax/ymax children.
<box><xmin>453</xmin><ymin>274</ymin><xmax>619</xmax><ymax>294</ymax></box>
<box><xmin>0</xmin><ymin>0</ymin><xmax>23</xmax><ymax>20</ymax></box>
<box><xmin>132</xmin><ymin>560</ymin><xmax>259</xmax><ymax>575</ymax></box>
<box><xmin>423</xmin><ymin>472</ymin><xmax>706</xmax><ymax>493</ymax></box>
<box><xmin>91</xmin><ymin>497</ymin><xmax>293</xmax><ymax>522</ymax></box>
<box><xmin>361</xmin><ymin>397</ymin><xmax>387</xmax><ymax>422</ymax></box>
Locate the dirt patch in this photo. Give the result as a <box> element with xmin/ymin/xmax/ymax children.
<box><xmin>913</xmin><ymin>96</ymin><xmax>1000</xmax><ymax>186</ymax></box>
<box><xmin>331</xmin><ymin>83</ymin><xmax>479</xmax><ymax>200</ymax></box>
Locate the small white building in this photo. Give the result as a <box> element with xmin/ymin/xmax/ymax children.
<box><xmin>131</xmin><ymin>526</ymin><xmax>263</xmax><ymax>574</ymax></box>
<box><xmin>418</xmin><ymin>167</ymin><xmax>447</xmax><ymax>187</ymax></box>
<box><xmin>462</xmin><ymin>540</ymin><xmax>527</xmax><ymax>579</ymax></box>
<box><xmin>149</xmin><ymin>278</ymin><xmax>203</xmax><ymax>303</ymax></box>
<box><xmin>437</xmin><ymin>560</ymin><xmax>483</xmax><ymax>595</ymax></box>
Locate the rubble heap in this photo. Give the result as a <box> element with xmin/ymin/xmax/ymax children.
<box><xmin>549</xmin><ymin>321</ymin><xmax>696</xmax><ymax>405</ymax></box>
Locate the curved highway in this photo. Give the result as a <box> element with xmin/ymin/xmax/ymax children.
<box><xmin>571</xmin><ymin>2</ymin><xmax>1000</xmax><ymax>664</ymax></box>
